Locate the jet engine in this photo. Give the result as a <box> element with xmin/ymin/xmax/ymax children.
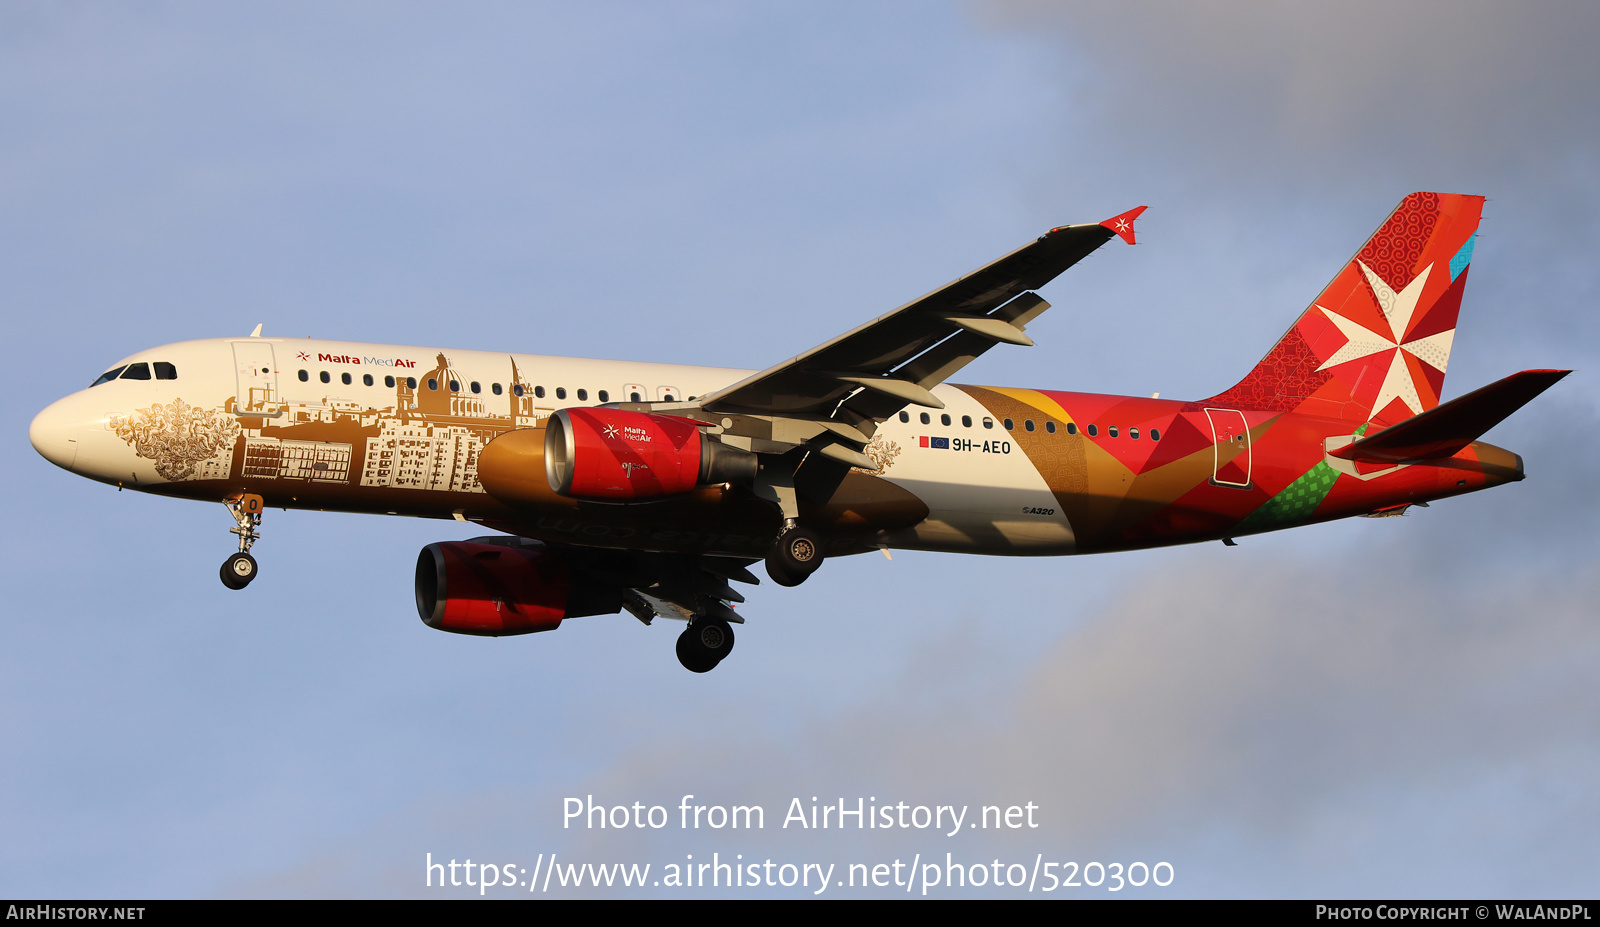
<box><xmin>414</xmin><ymin>540</ymin><xmax>623</xmax><ymax>636</ymax></box>
<box><xmin>544</xmin><ymin>408</ymin><xmax>757</xmax><ymax>500</ymax></box>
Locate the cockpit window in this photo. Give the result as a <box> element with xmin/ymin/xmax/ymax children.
<box><xmin>154</xmin><ymin>362</ymin><xmax>177</xmax><ymax>380</ymax></box>
<box><xmin>90</xmin><ymin>366</ymin><xmax>128</xmax><ymax>387</ymax></box>
<box><xmin>120</xmin><ymin>363</ymin><xmax>151</xmax><ymax>380</ymax></box>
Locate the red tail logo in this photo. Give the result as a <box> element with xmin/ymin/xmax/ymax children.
<box><xmin>1205</xmin><ymin>192</ymin><xmax>1483</xmax><ymax>426</ymax></box>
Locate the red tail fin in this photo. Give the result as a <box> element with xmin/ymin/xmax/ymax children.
<box><xmin>1204</xmin><ymin>192</ymin><xmax>1485</xmax><ymax>426</ymax></box>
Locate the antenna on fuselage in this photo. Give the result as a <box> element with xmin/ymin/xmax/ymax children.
<box><xmin>249</xmin><ymin>323</ymin><xmax>263</xmax><ymax>337</ymax></box>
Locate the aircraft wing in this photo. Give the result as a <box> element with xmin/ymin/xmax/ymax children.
<box><xmin>695</xmin><ymin>210</ymin><xmax>1143</xmax><ymax>431</ymax></box>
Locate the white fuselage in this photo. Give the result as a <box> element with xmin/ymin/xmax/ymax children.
<box><xmin>31</xmin><ymin>337</ymin><xmax>1076</xmax><ymax>555</ymax></box>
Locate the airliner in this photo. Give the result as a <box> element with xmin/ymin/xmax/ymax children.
<box><xmin>30</xmin><ymin>192</ymin><xmax>1566</xmax><ymax>672</ymax></box>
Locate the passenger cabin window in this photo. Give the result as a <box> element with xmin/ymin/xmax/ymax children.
<box><xmin>962</xmin><ymin>415</ymin><xmax>972</xmax><ymax>427</ymax></box>
<box><xmin>577</xmin><ymin>389</ymin><xmax>588</xmax><ymax>401</ymax></box>
<box><xmin>983</xmin><ymin>417</ymin><xmax>994</xmax><ymax>429</ymax></box>
<box><xmin>427</xmin><ymin>378</ymin><xmax>438</xmax><ymax>390</ymax></box>
<box><xmin>899</xmin><ymin>411</ymin><xmax>910</xmax><ymax>423</ymax></box>
<box><xmin>598</xmin><ymin>390</ymin><xmax>609</xmax><ymax>402</ymax></box>
<box><xmin>1003</xmin><ymin>418</ymin><xmax>1014</xmax><ymax>430</ymax></box>
<box><xmin>919</xmin><ymin>412</ymin><xmax>930</xmax><ymax>425</ymax></box>
<box><xmin>630</xmin><ymin>391</ymin><xmax>642</xmax><ymax>403</ymax></box>
<box><xmin>90</xmin><ymin>366</ymin><xmax>127</xmax><ymax>387</ymax></box>
<box><xmin>1086</xmin><ymin>424</ymin><xmax>1098</xmax><ymax>436</ymax></box>
<box><xmin>154</xmin><ymin>362</ymin><xmax>177</xmax><ymax>380</ymax></box>
<box><xmin>534</xmin><ymin>386</ymin><xmax>546</xmax><ymax>399</ymax></box>
<box><xmin>1130</xmin><ymin>427</ymin><xmax>1140</xmax><ymax>439</ymax></box>
<box><xmin>298</xmin><ymin>370</ymin><xmax>309</xmax><ymax>382</ymax></box>
<box><xmin>1046</xmin><ymin>422</ymin><xmax>1056</xmax><ymax>434</ymax></box>
<box><xmin>1066</xmin><ymin>422</ymin><xmax>1078</xmax><ymax>435</ymax></box>
<box><xmin>1109</xmin><ymin>426</ymin><xmax>1119</xmax><ymax>437</ymax></box>
<box><xmin>363</xmin><ymin>374</ymin><xmax>374</xmax><ymax>386</ymax></box>
<box><xmin>556</xmin><ymin>387</ymin><xmax>566</xmax><ymax>400</ymax></box>
<box><xmin>405</xmin><ymin>377</ymin><xmax>416</xmax><ymax>389</ymax></box>
<box><xmin>385</xmin><ymin>375</ymin><xmax>395</xmax><ymax>388</ymax></box>
<box><xmin>940</xmin><ymin>414</ymin><xmax>951</xmax><ymax>426</ymax></box>
<box><xmin>449</xmin><ymin>379</ymin><xmax>460</xmax><ymax>392</ymax></box>
<box><xmin>470</xmin><ymin>381</ymin><xmax>480</xmax><ymax>394</ymax></box>
<box><xmin>121</xmin><ymin>363</ymin><xmax>151</xmax><ymax>380</ymax></box>
<box><xmin>513</xmin><ymin>384</ymin><xmax>524</xmax><ymax>397</ymax></box>
<box><xmin>341</xmin><ymin>372</ymin><xmax>352</xmax><ymax>385</ymax></box>
<box><xmin>320</xmin><ymin>371</ymin><xmax>331</xmax><ymax>384</ymax></box>
<box><xmin>1150</xmin><ymin>428</ymin><xmax>1161</xmax><ymax>441</ymax></box>
<box><xmin>492</xmin><ymin>383</ymin><xmax>503</xmax><ymax>395</ymax></box>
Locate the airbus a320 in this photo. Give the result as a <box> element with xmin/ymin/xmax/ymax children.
<box><xmin>30</xmin><ymin>192</ymin><xmax>1566</xmax><ymax>672</ymax></box>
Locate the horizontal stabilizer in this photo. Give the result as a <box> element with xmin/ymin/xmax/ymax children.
<box><xmin>1330</xmin><ymin>369</ymin><xmax>1570</xmax><ymax>465</ymax></box>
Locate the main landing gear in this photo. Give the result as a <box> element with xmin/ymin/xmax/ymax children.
<box><xmin>676</xmin><ymin>617</ymin><xmax>735</xmax><ymax>673</ymax></box>
<box><xmin>674</xmin><ymin>522</ymin><xmax>824</xmax><ymax>671</ymax></box>
<box><xmin>765</xmin><ymin>523</ymin><xmax>824</xmax><ymax>587</ymax></box>
<box><xmin>219</xmin><ymin>493</ymin><xmax>264</xmax><ymax>590</ymax></box>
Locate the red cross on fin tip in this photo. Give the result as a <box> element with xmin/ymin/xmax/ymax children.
<box><xmin>1100</xmin><ymin>205</ymin><xmax>1148</xmax><ymax>245</ymax></box>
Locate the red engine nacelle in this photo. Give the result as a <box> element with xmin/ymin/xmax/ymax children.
<box><xmin>544</xmin><ymin>407</ymin><xmax>756</xmax><ymax>500</ymax></box>
<box><xmin>415</xmin><ymin>540</ymin><xmax>608</xmax><ymax>636</ymax></box>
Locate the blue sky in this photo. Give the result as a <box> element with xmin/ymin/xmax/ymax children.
<box><xmin>4</xmin><ymin>2</ymin><xmax>1598</xmax><ymax>897</ymax></box>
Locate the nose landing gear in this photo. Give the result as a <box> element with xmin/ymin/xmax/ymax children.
<box><xmin>220</xmin><ymin>493</ymin><xmax>264</xmax><ymax>590</ymax></box>
<box><xmin>221</xmin><ymin>551</ymin><xmax>258</xmax><ymax>589</ymax></box>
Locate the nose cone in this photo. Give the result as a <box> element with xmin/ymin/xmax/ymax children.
<box><xmin>30</xmin><ymin>395</ymin><xmax>84</xmax><ymax>472</ymax></box>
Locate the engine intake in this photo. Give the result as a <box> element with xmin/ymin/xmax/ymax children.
<box><xmin>545</xmin><ymin>408</ymin><xmax>757</xmax><ymax>500</ymax></box>
<box><xmin>415</xmin><ymin>540</ymin><xmax>621</xmax><ymax>636</ymax></box>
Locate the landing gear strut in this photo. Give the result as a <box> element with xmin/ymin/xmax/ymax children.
<box><xmin>220</xmin><ymin>493</ymin><xmax>264</xmax><ymax>590</ymax></box>
<box><xmin>766</xmin><ymin>523</ymin><xmax>823</xmax><ymax>587</ymax></box>
<box><xmin>676</xmin><ymin>617</ymin><xmax>735</xmax><ymax>673</ymax></box>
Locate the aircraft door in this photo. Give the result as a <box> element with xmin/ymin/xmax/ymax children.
<box><xmin>232</xmin><ymin>342</ymin><xmax>280</xmax><ymax>415</ymax></box>
<box><xmin>1203</xmin><ymin>407</ymin><xmax>1251</xmax><ymax>487</ymax></box>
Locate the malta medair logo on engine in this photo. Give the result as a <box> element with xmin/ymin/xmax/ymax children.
<box><xmin>601</xmin><ymin>422</ymin><xmax>655</xmax><ymax>479</ymax></box>
<box><xmin>602</xmin><ymin>423</ymin><xmax>654</xmax><ymax>445</ymax></box>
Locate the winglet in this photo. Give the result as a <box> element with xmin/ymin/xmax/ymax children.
<box><xmin>1100</xmin><ymin>206</ymin><xmax>1147</xmax><ymax>245</ymax></box>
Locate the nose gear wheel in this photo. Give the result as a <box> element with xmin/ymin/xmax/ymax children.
<box><xmin>220</xmin><ymin>551</ymin><xmax>258</xmax><ymax>589</ymax></box>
